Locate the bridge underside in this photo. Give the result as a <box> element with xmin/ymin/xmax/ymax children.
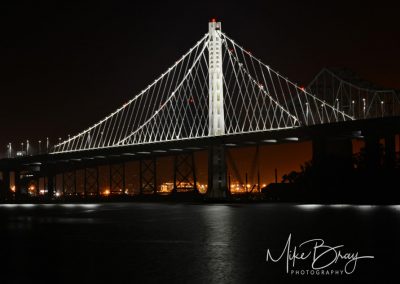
<box><xmin>1</xmin><ymin>116</ymin><xmax>400</xmax><ymax>202</ymax></box>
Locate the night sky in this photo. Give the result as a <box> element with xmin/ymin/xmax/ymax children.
<box><xmin>1</xmin><ymin>1</ymin><xmax>399</xmax><ymax>166</ymax></box>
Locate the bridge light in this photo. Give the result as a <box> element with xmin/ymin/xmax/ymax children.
<box><xmin>352</xmin><ymin>100</ymin><xmax>355</xmax><ymax>104</ymax></box>
<box><xmin>381</xmin><ymin>101</ymin><xmax>384</xmax><ymax>104</ymax></box>
<box><xmin>285</xmin><ymin>137</ymin><xmax>299</xmax><ymax>141</ymax></box>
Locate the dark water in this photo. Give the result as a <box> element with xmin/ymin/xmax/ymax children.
<box><xmin>1</xmin><ymin>203</ymin><xmax>399</xmax><ymax>283</ymax></box>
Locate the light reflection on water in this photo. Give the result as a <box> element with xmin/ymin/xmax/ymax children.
<box><xmin>1</xmin><ymin>203</ymin><xmax>396</xmax><ymax>211</ymax></box>
<box><xmin>388</xmin><ymin>205</ymin><xmax>400</xmax><ymax>214</ymax></box>
<box><xmin>296</xmin><ymin>204</ymin><xmax>379</xmax><ymax>211</ymax></box>
<box><xmin>295</xmin><ymin>204</ymin><xmax>324</xmax><ymax>210</ymax></box>
<box><xmin>0</xmin><ymin>202</ymin><xmax>399</xmax><ymax>283</ymax></box>
<box><xmin>201</xmin><ymin>205</ymin><xmax>235</xmax><ymax>283</ymax></box>
<box><xmin>329</xmin><ymin>204</ymin><xmax>352</xmax><ymax>209</ymax></box>
<box><xmin>0</xmin><ymin>203</ymin><xmax>100</xmax><ymax>209</ymax></box>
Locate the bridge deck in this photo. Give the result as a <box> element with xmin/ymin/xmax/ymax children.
<box><xmin>1</xmin><ymin>116</ymin><xmax>399</xmax><ymax>171</ymax></box>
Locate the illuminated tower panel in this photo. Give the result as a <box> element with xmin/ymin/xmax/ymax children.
<box><xmin>208</xmin><ymin>20</ymin><xmax>225</xmax><ymax>136</ymax></box>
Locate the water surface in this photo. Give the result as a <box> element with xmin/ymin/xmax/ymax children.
<box><xmin>1</xmin><ymin>203</ymin><xmax>399</xmax><ymax>283</ymax></box>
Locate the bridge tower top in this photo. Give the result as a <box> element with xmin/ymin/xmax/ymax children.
<box><xmin>208</xmin><ymin>19</ymin><xmax>225</xmax><ymax>136</ymax></box>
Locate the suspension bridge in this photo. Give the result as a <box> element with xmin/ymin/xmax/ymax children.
<box><xmin>1</xmin><ymin>20</ymin><xmax>400</xmax><ymax>201</ymax></box>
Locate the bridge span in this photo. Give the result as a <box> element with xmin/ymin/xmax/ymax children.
<box><xmin>1</xmin><ymin>116</ymin><xmax>399</xmax><ymax>202</ymax></box>
<box><xmin>1</xmin><ymin>20</ymin><xmax>399</xmax><ymax>202</ymax></box>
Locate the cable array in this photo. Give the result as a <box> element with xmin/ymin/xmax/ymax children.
<box><xmin>52</xmin><ymin>32</ymin><xmax>353</xmax><ymax>153</ymax></box>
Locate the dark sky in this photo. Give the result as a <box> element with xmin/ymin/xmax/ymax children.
<box><xmin>1</xmin><ymin>0</ymin><xmax>399</xmax><ymax>154</ymax></box>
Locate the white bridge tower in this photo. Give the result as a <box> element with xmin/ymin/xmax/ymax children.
<box><xmin>207</xmin><ymin>19</ymin><xmax>228</xmax><ymax>200</ymax></box>
<box><xmin>208</xmin><ymin>19</ymin><xmax>225</xmax><ymax>136</ymax></box>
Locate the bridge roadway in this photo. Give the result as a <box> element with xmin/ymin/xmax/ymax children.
<box><xmin>1</xmin><ymin>116</ymin><xmax>399</xmax><ymax>172</ymax></box>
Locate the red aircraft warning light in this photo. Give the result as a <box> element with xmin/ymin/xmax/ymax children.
<box><xmin>211</xmin><ymin>18</ymin><xmax>216</xmax><ymax>23</ymax></box>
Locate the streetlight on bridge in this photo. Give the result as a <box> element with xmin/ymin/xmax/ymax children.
<box><xmin>7</xmin><ymin>143</ymin><xmax>12</xmax><ymax>158</ymax></box>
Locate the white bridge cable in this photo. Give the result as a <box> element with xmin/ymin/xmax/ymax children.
<box><xmin>110</xmin><ymin>42</ymin><xmax>200</xmax><ymax>145</ymax></box>
<box><xmin>53</xmin><ymin>34</ymin><xmax>209</xmax><ymax>153</ymax></box>
<box><xmin>221</xmin><ymin>38</ymin><xmax>299</xmax><ymax>131</ymax></box>
<box><xmin>220</xmin><ymin>32</ymin><xmax>353</xmax><ymax>126</ymax></box>
<box><xmin>115</xmin><ymin>39</ymin><xmax>209</xmax><ymax>145</ymax></box>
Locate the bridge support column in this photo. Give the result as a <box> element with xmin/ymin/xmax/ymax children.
<box><xmin>139</xmin><ymin>158</ymin><xmax>157</xmax><ymax>194</ymax></box>
<box><xmin>311</xmin><ymin>136</ymin><xmax>353</xmax><ymax>201</ymax></box>
<box><xmin>46</xmin><ymin>170</ymin><xmax>55</xmax><ymax>199</ymax></box>
<box><xmin>74</xmin><ymin>169</ymin><xmax>77</xmax><ymax>195</ymax></box>
<box><xmin>84</xmin><ymin>168</ymin><xmax>87</xmax><ymax>198</ymax></box>
<box><xmin>37</xmin><ymin>176</ymin><xmax>42</xmax><ymax>196</ymax></box>
<box><xmin>109</xmin><ymin>163</ymin><xmax>125</xmax><ymax>195</ymax></box>
<box><xmin>206</xmin><ymin>20</ymin><xmax>227</xmax><ymax>200</ymax></box>
<box><xmin>62</xmin><ymin>170</ymin><xmax>76</xmax><ymax>197</ymax></box>
<box><xmin>84</xmin><ymin>166</ymin><xmax>99</xmax><ymax>198</ymax></box>
<box><xmin>312</xmin><ymin>137</ymin><xmax>353</xmax><ymax>170</ymax></box>
<box><xmin>364</xmin><ymin>132</ymin><xmax>381</xmax><ymax>170</ymax></box>
<box><xmin>62</xmin><ymin>172</ymin><xmax>65</xmax><ymax>196</ymax></box>
<box><xmin>45</xmin><ymin>163</ymin><xmax>57</xmax><ymax>199</ymax></box>
<box><xmin>207</xmin><ymin>144</ymin><xmax>228</xmax><ymax>200</ymax></box>
<box><xmin>0</xmin><ymin>170</ymin><xmax>10</xmax><ymax>201</ymax></box>
<box><xmin>384</xmin><ymin>133</ymin><xmax>396</xmax><ymax>169</ymax></box>
<box><xmin>173</xmin><ymin>152</ymin><xmax>197</xmax><ymax>193</ymax></box>
<box><xmin>14</xmin><ymin>171</ymin><xmax>21</xmax><ymax>201</ymax></box>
